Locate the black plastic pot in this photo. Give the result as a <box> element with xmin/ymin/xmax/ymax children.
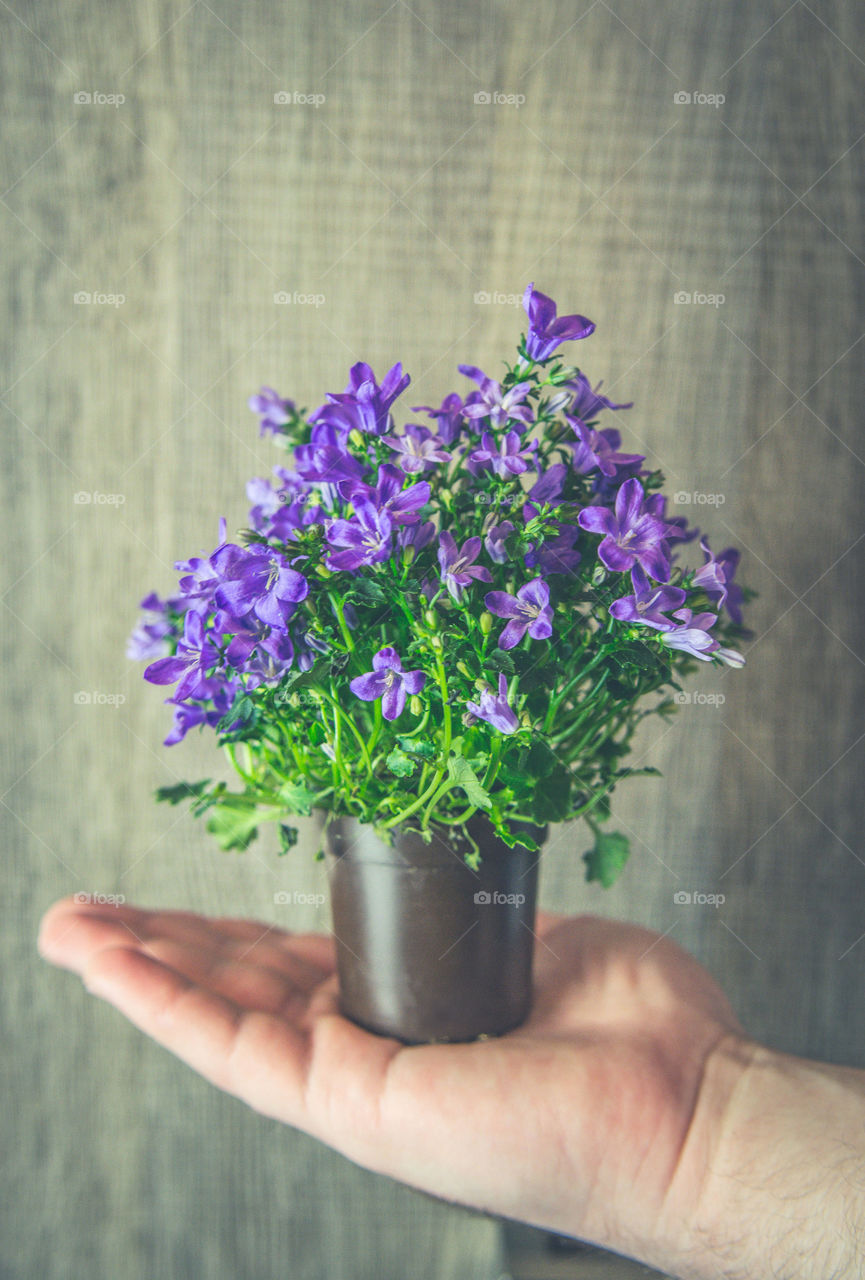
<box><xmin>323</xmin><ymin>812</ymin><xmax>545</xmax><ymax>1044</ymax></box>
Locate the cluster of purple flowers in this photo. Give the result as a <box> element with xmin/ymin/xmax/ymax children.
<box><xmin>131</xmin><ymin>282</ymin><xmax>745</xmax><ymax>749</ymax></box>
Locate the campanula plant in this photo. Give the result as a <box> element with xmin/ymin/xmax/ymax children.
<box><xmin>129</xmin><ymin>284</ymin><xmax>750</xmax><ymax>883</ymax></box>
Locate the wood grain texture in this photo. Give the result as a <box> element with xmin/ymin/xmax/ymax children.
<box><xmin>1</xmin><ymin>1</ymin><xmax>863</xmax><ymax>1277</ymax></box>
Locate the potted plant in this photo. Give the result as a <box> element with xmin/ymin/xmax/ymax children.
<box><xmin>129</xmin><ymin>282</ymin><xmax>750</xmax><ymax>1044</ymax></box>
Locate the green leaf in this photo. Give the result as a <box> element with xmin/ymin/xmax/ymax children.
<box><xmin>278</xmin><ymin>782</ymin><xmax>317</xmax><ymax>816</ymax></box>
<box><xmin>206</xmin><ymin>800</ymin><xmax>262</xmax><ymax>852</ymax></box>
<box><xmin>277</xmin><ymin>824</ymin><xmax>300</xmax><ymax>855</ymax></box>
<box><xmin>485</xmin><ymin>649</ymin><xmax>515</xmax><ymax>674</ymax></box>
<box><xmin>525</xmin><ymin>740</ymin><xmax>558</xmax><ymax>778</ymax></box>
<box><xmin>583</xmin><ymin>829</ymin><xmax>631</xmax><ymax>888</ymax></box>
<box><xmin>446</xmin><ymin>752</ymin><xmax>491</xmax><ymax>809</ymax></box>
<box><xmin>154</xmin><ymin>780</ymin><xmax>211</xmax><ymax>806</ymax></box>
<box><xmin>386</xmin><ymin>747</ymin><xmax>417</xmax><ymax>777</ymax></box>
<box><xmin>531</xmin><ymin>763</ymin><xmax>573</xmax><ymax>823</ymax></box>
<box><xmin>397</xmin><ymin>737</ymin><xmax>436</xmax><ymax>760</ymax></box>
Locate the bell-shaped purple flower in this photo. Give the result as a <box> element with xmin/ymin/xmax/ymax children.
<box><xmin>411</xmin><ymin>392</ymin><xmax>466</xmax><ymax>445</ymax></box>
<box><xmin>485</xmin><ymin>578</ymin><xmax>554</xmax><ymax>650</ymax></box>
<box><xmin>524</xmin><ymin>524</ymin><xmax>582</xmax><ymax>577</ymax></box>
<box><xmin>311</xmin><ymin>362</ymin><xmax>410</xmax><ymax>437</ymax></box>
<box><xmin>459</xmin><ymin>365</ymin><xmax>534</xmax><ymax>430</ymax></box>
<box><xmin>522</xmin><ymin>282</ymin><xmax>595</xmax><ymax>362</ymax></box>
<box><xmin>578</xmin><ymin>478</ymin><xmax>671</xmax><ymax>582</ymax></box>
<box><xmin>568</xmin><ymin>421</ymin><xmax>644</xmax><ymax>479</ymax></box>
<box><xmin>295</xmin><ymin>423</ymin><xmax>367</xmax><ymax>486</ymax></box>
<box><xmin>659</xmin><ymin>608</ymin><xmax>721</xmax><ymax>662</ymax></box>
<box><xmin>339</xmin><ymin>464</ymin><xmax>430</xmax><ymax>526</ymax></box>
<box><xmin>248</xmin><ymin>387</ymin><xmax>294</xmax><ymax>437</ymax></box>
<box><xmin>349</xmin><ymin>647</ymin><xmax>426</xmax><ymax>721</ymax></box>
<box><xmin>484</xmin><ymin>519</ymin><xmax>515</xmax><ymax>564</ymax></box>
<box><xmin>437</xmin><ymin>531</ymin><xmax>493</xmax><ymax>601</ymax></box>
<box><xmin>213</xmin><ymin>544</ymin><xmax>309</xmax><ymax>630</ymax></box>
<box><xmin>609</xmin><ymin>566</ymin><xmax>686</xmax><ymax>631</ymax></box>
<box><xmin>325</xmin><ymin>498</ymin><xmax>394</xmax><ymax>572</ymax></box>
<box><xmin>566</xmin><ymin>373</ymin><xmax>632</xmax><ymax>423</ymax></box>
<box><xmin>693</xmin><ymin>540</ymin><xmax>745</xmax><ymax>625</ymax></box>
<box><xmin>470</xmin><ymin>430</ymin><xmax>536</xmax><ymax>478</ymax></box>
<box><xmin>144</xmin><ymin>610</ymin><xmax>225</xmax><ymax>702</ymax></box>
<box><xmin>382</xmin><ymin>423</ymin><xmax>451</xmax><ymax>474</ymax></box>
<box><xmin>466</xmin><ymin>673</ymin><xmax>519</xmax><ymax>734</ymax></box>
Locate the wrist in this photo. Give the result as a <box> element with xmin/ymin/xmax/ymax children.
<box><xmin>653</xmin><ymin>1033</ymin><xmax>865</xmax><ymax>1279</ymax></box>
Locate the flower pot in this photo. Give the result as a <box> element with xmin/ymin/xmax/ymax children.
<box><xmin>323</xmin><ymin>812</ymin><xmax>545</xmax><ymax>1044</ymax></box>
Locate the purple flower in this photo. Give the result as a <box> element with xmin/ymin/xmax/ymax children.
<box><xmin>295</xmin><ymin>424</ymin><xmax>367</xmax><ymax>486</ymax></box>
<box><xmin>311</xmin><ymin>362</ymin><xmax>410</xmax><ymax>437</ymax></box>
<box><xmin>566</xmin><ymin>373</ymin><xmax>632</xmax><ymax>423</ymax></box>
<box><xmin>522</xmin><ymin>282</ymin><xmax>595</xmax><ymax>362</ymax></box>
<box><xmin>645</xmin><ymin>493</ymin><xmax>699</xmax><ymax>545</ymax></box>
<box><xmin>411</xmin><ymin>393</ymin><xmax>466</xmax><ymax>446</ymax></box>
<box><xmin>469</xmin><ymin>430</ymin><xmax>536</xmax><ymax>478</ymax></box>
<box><xmin>226</xmin><ymin>624</ymin><xmax>297</xmax><ymax>689</ymax></box>
<box><xmin>693</xmin><ymin>540</ymin><xmax>744</xmax><ymax>625</ymax></box>
<box><xmin>466</xmin><ymin>673</ymin><xmax>519</xmax><ymax>734</ymax></box>
<box><xmin>164</xmin><ymin>680</ymin><xmax>241</xmax><ymax>747</ymax></box>
<box><xmin>325</xmin><ymin>498</ymin><xmax>393</xmax><ymax>572</ymax></box>
<box><xmin>340</xmin><ymin>464</ymin><xmax>430</xmax><ymax>526</ymax></box>
<box><xmin>349</xmin><ymin>647</ymin><xmax>426</xmax><ymax>721</ymax></box>
<box><xmin>213</xmin><ymin>544</ymin><xmax>309</xmax><ymax>629</ymax></box>
<box><xmin>609</xmin><ymin>566</ymin><xmax>687</xmax><ymax>631</ymax></box>
<box><xmin>437</xmin><ymin>531</ymin><xmax>493</xmax><ymax>601</ymax></box>
<box><xmin>459</xmin><ymin>365</ymin><xmax>534</xmax><ymax>430</ymax></box>
<box><xmin>382</xmin><ymin>423</ymin><xmax>451</xmax><ymax>474</ymax></box>
<box><xmin>484</xmin><ymin>519</ymin><xmax>515</xmax><ymax>564</ymax></box>
<box><xmin>578</xmin><ymin>478</ymin><xmax>671</xmax><ymax>581</ymax></box>
<box><xmin>659</xmin><ymin>608</ymin><xmax>720</xmax><ymax>662</ymax></box>
<box><xmin>127</xmin><ymin>592</ymin><xmax>181</xmax><ymax>662</ymax></box>
<box><xmin>398</xmin><ymin>519</ymin><xmax>436</xmax><ymax>553</ymax></box>
<box><xmin>524</xmin><ymin>524</ymin><xmax>582</xmax><ymax>577</ymax></box>
<box><xmin>568</xmin><ymin>421</ymin><xmax>644</xmax><ymax>479</ymax></box>
<box><xmin>522</xmin><ymin>463</ymin><xmax>568</xmax><ymax>521</ymax></box>
<box><xmin>485</xmin><ymin>578</ymin><xmax>554</xmax><ymax>650</ymax></box>
<box><xmin>144</xmin><ymin>611</ymin><xmax>225</xmax><ymax>701</ymax></box>
<box><xmin>248</xmin><ymin>387</ymin><xmax>294</xmax><ymax>437</ymax></box>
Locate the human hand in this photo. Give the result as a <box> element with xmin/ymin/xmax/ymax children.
<box><xmin>38</xmin><ymin>898</ymin><xmax>752</xmax><ymax>1273</ymax></box>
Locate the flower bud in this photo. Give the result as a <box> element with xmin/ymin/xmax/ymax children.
<box><xmin>316</xmin><ymin>565</ymin><xmax>333</xmax><ymax>579</ymax></box>
<box><xmin>430</xmin><ymin>634</ymin><xmax>443</xmax><ymax>650</ymax></box>
<box><xmin>479</xmin><ymin>611</ymin><xmax>494</xmax><ymax>636</ymax></box>
<box><xmin>456</xmin><ymin>661</ymin><xmax>472</xmax><ymax>679</ymax></box>
<box><xmin>409</xmin><ymin>695</ymin><xmax>423</xmax><ymax>716</ymax></box>
<box><xmin>348</xmin><ymin>428</ymin><xmax>365</xmax><ymax>449</ymax></box>
<box><xmin>520</xmin><ymin>710</ymin><xmax>532</xmax><ymax>728</ymax></box>
<box><xmin>423</xmin><ymin>608</ymin><xmax>438</xmax><ymax>629</ymax></box>
<box><xmin>403</xmin><ymin>545</ymin><xmax>416</xmax><ymax>566</ymax></box>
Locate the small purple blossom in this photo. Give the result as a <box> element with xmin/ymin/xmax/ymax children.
<box><xmin>566</xmin><ymin>372</ymin><xmax>632</xmax><ymax>423</ymax></box>
<box><xmin>325</xmin><ymin>498</ymin><xmax>393</xmax><ymax>572</ymax></box>
<box><xmin>459</xmin><ymin>365</ymin><xmax>534</xmax><ymax>430</ymax></box>
<box><xmin>164</xmin><ymin>680</ymin><xmax>241</xmax><ymax>746</ymax></box>
<box><xmin>397</xmin><ymin>519</ymin><xmax>436</xmax><ymax>553</ymax></box>
<box><xmin>248</xmin><ymin>387</ymin><xmax>294</xmax><ymax>437</ymax></box>
<box><xmin>693</xmin><ymin>540</ymin><xmax>745</xmax><ymax>625</ymax></box>
<box><xmin>658</xmin><ymin>608</ymin><xmax>730</xmax><ymax>663</ymax></box>
<box><xmin>213</xmin><ymin>544</ymin><xmax>309</xmax><ymax>629</ymax></box>
<box><xmin>339</xmin><ymin>464</ymin><xmax>430</xmax><ymax>526</ymax></box>
<box><xmin>578</xmin><ymin>478</ymin><xmax>671</xmax><ymax>581</ymax></box>
<box><xmin>485</xmin><ymin>578</ymin><xmax>554</xmax><ymax>650</ymax></box>
<box><xmin>311</xmin><ymin>362</ymin><xmax>410</xmax><ymax>437</ymax></box>
<box><xmin>608</xmin><ymin>566</ymin><xmax>687</xmax><ymax>631</ymax></box>
<box><xmin>437</xmin><ymin>531</ymin><xmax>493</xmax><ymax>601</ymax></box>
<box><xmin>524</xmin><ymin>524</ymin><xmax>582</xmax><ymax>577</ymax></box>
<box><xmin>144</xmin><ymin>611</ymin><xmax>225</xmax><ymax>702</ymax></box>
<box><xmin>127</xmin><ymin>592</ymin><xmax>181</xmax><ymax>662</ymax></box>
<box><xmin>382</xmin><ymin>423</ymin><xmax>451</xmax><ymax>474</ymax></box>
<box><xmin>568</xmin><ymin>421</ymin><xmax>644</xmax><ymax>479</ymax></box>
<box><xmin>411</xmin><ymin>392</ymin><xmax>465</xmax><ymax>446</ymax></box>
<box><xmin>484</xmin><ymin>519</ymin><xmax>515</xmax><ymax>564</ymax></box>
<box><xmin>469</xmin><ymin>430</ymin><xmax>536</xmax><ymax>478</ymax></box>
<box><xmin>349</xmin><ymin>647</ymin><xmax>426</xmax><ymax>721</ymax></box>
<box><xmin>522</xmin><ymin>282</ymin><xmax>595</xmax><ymax>362</ymax></box>
<box><xmin>295</xmin><ymin>424</ymin><xmax>367</xmax><ymax>486</ymax></box>
<box><xmin>466</xmin><ymin>673</ymin><xmax>519</xmax><ymax>735</ymax></box>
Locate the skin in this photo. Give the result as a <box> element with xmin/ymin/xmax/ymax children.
<box><xmin>37</xmin><ymin>899</ymin><xmax>865</xmax><ymax>1278</ymax></box>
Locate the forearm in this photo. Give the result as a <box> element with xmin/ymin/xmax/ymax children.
<box><xmin>652</xmin><ymin>1033</ymin><xmax>865</xmax><ymax>1279</ymax></box>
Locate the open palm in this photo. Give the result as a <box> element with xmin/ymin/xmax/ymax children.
<box><xmin>38</xmin><ymin>897</ymin><xmax>747</xmax><ymax>1262</ymax></box>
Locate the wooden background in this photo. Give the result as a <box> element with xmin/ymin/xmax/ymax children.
<box><xmin>2</xmin><ymin>2</ymin><xmax>864</xmax><ymax>1277</ymax></box>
